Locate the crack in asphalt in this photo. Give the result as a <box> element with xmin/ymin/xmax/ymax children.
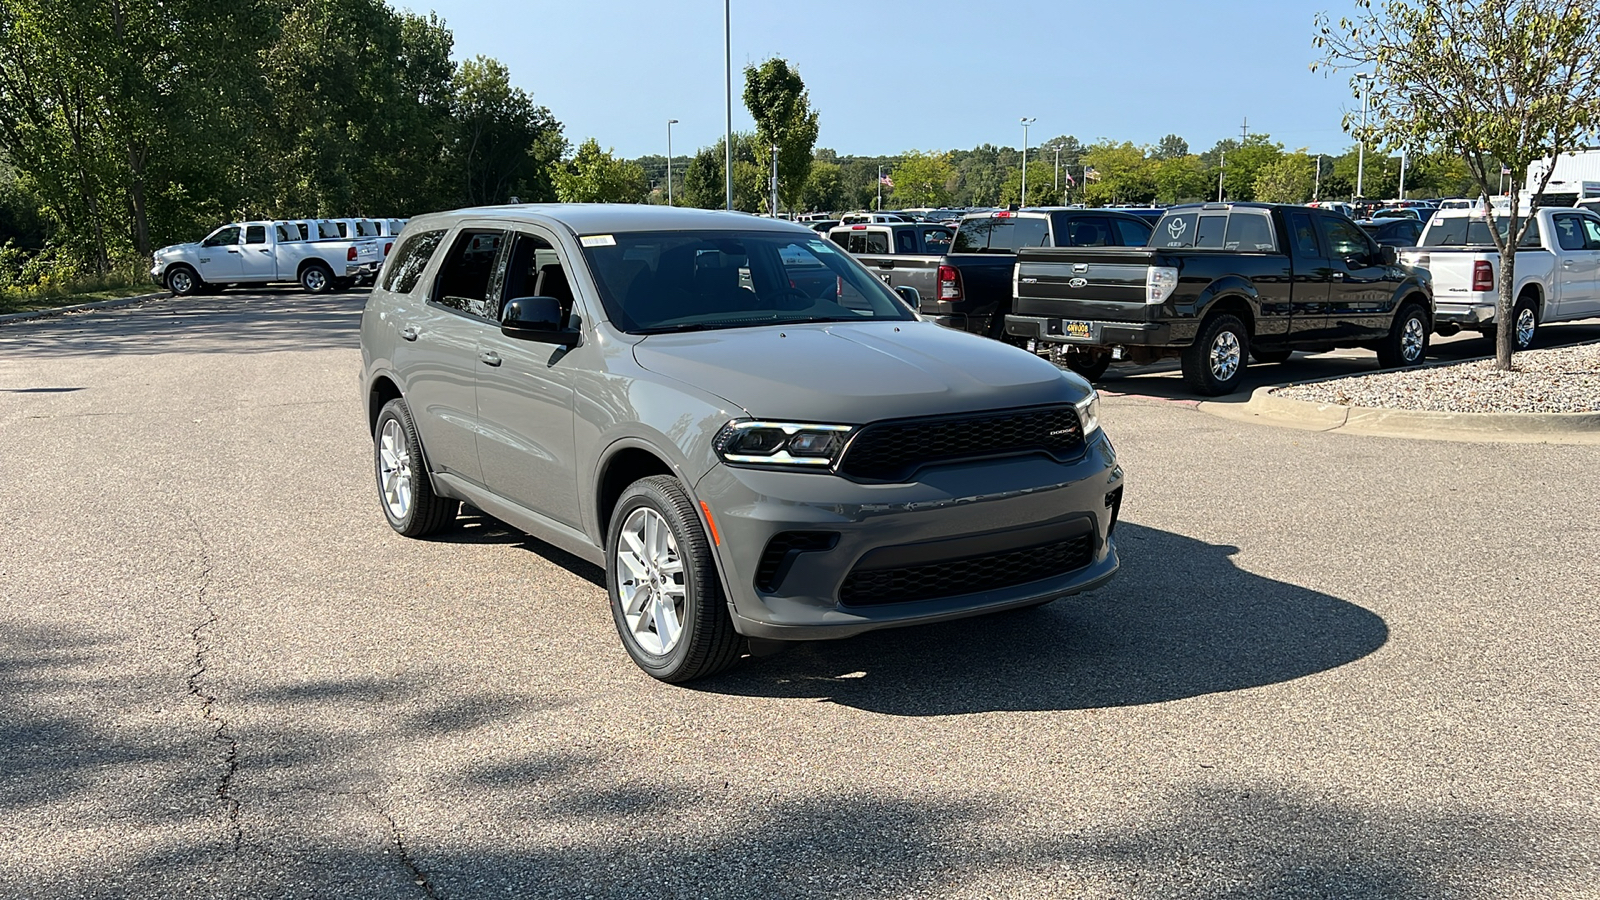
<box><xmin>183</xmin><ymin>508</ymin><xmax>243</xmax><ymax>854</ymax></box>
<box><xmin>363</xmin><ymin>792</ymin><xmax>441</xmax><ymax>899</ymax></box>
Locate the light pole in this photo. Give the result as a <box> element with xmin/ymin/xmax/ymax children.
<box><xmin>666</xmin><ymin>119</ymin><xmax>678</xmax><ymax>206</ymax></box>
<box><xmin>876</xmin><ymin>165</ymin><xmax>884</xmax><ymax>211</ymax></box>
<box><xmin>1397</xmin><ymin>148</ymin><xmax>1407</xmax><ymax>200</ymax></box>
<box><xmin>1218</xmin><ymin>150</ymin><xmax>1226</xmax><ymax>201</ymax></box>
<box><xmin>1355</xmin><ymin>72</ymin><xmax>1373</xmax><ymax>200</ymax></box>
<box><xmin>1314</xmin><ymin>155</ymin><xmax>1321</xmax><ymax>202</ymax></box>
<box><xmin>1054</xmin><ymin>147</ymin><xmax>1061</xmax><ymax>194</ymax></box>
<box><xmin>770</xmin><ymin>144</ymin><xmax>779</xmax><ymax>217</ymax></box>
<box><xmin>723</xmin><ymin>0</ymin><xmax>732</xmax><ymax>211</ymax></box>
<box><xmin>1019</xmin><ymin>117</ymin><xmax>1036</xmax><ymax>206</ymax></box>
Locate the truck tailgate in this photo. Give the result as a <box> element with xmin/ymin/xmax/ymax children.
<box><xmin>853</xmin><ymin>253</ymin><xmax>940</xmax><ymax>303</ymax></box>
<box><xmin>351</xmin><ymin>239</ymin><xmax>383</xmax><ymax>265</ymax></box>
<box><xmin>1013</xmin><ymin>247</ymin><xmax>1157</xmax><ymax>323</ymax></box>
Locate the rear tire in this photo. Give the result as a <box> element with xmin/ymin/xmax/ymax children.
<box><xmin>606</xmin><ymin>476</ymin><xmax>742</xmax><ymax>683</ymax></box>
<box><xmin>1181</xmin><ymin>313</ymin><xmax>1249</xmax><ymax>396</ymax></box>
<box><xmin>1512</xmin><ymin>296</ymin><xmax>1538</xmax><ymax>351</ymax></box>
<box><xmin>373</xmin><ymin>399</ymin><xmax>458</xmax><ymax>537</ymax></box>
<box><xmin>1377</xmin><ymin>302</ymin><xmax>1430</xmax><ymax>368</ymax></box>
<box><xmin>300</xmin><ymin>262</ymin><xmax>333</xmax><ymax>294</ymax></box>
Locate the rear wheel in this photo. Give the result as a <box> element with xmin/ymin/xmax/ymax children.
<box><xmin>1377</xmin><ymin>302</ymin><xmax>1430</xmax><ymax>368</ymax></box>
<box><xmin>1513</xmin><ymin>296</ymin><xmax>1538</xmax><ymax>351</ymax></box>
<box><xmin>606</xmin><ymin>476</ymin><xmax>742</xmax><ymax>683</ymax></box>
<box><xmin>300</xmin><ymin>262</ymin><xmax>333</xmax><ymax>294</ymax></box>
<box><xmin>1064</xmin><ymin>351</ymin><xmax>1112</xmax><ymax>382</ymax></box>
<box><xmin>1181</xmin><ymin>313</ymin><xmax>1249</xmax><ymax>396</ymax></box>
<box><xmin>373</xmin><ymin>399</ymin><xmax>458</xmax><ymax>537</ymax></box>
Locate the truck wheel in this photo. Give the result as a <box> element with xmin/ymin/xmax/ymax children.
<box><xmin>1181</xmin><ymin>314</ymin><xmax>1249</xmax><ymax>396</ymax></box>
<box><xmin>606</xmin><ymin>475</ymin><xmax>742</xmax><ymax>683</ymax></box>
<box><xmin>1065</xmin><ymin>352</ymin><xmax>1112</xmax><ymax>382</ymax></box>
<box><xmin>1377</xmin><ymin>302</ymin><xmax>1430</xmax><ymax>368</ymax></box>
<box><xmin>166</xmin><ymin>266</ymin><xmax>202</xmax><ymax>296</ymax></box>
<box><xmin>1513</xmin><ymin>296</ymin><xmax>1538</xmax><ymax>351</ymax></box>
<box><xmin>300</xmin><ymin>263</ymin><xmax>333</xmax><ymax>294</ymax></box>
<box><xmin>1251</xmin><ymin>348</ymin><xmax>1293</xmax><ymax>364</ymax></box>
<box><xmin>373</xmin><ymin>399</ymin><xmax>458</xmax><ymax>537</ymax></box>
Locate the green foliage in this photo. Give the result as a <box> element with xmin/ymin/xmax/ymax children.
<box><xmin>799</xmin><ymin>161</ymin><xmax>845</xmax><ymax>212</ymax></box>
<box><xmin>1254</xmin><ymin>153</ymin><xmax>1318</xmax><ymax>203</ymax></box>
<box><xmin>450</xmin><ymin>56</ymin><xmax>566</xmax><ymax>206</ymax></box>
<box><xmin>889</xmin><ymin>152</ymin><xmax>956</xmax><ymax>208</ymax></box>
<box><xmin>742</xmin><ymin>58</ymin><xmax>820</xmax><ymax>213</ymax></box>
<box><xmin>555</xmin><ymin>139</ymin><xmax>648</xmax><ymax>204</ymax></box>
<box><xmin>1153</xmin><ymin>134</ymin><xmax>1190</xmax><ymax>160</ymax></box>
<box><xmin>1080</xmin><ymin>142</ymin><xmax>1159</xmax><ymax>205</ymax></box>
<box><xmin>681</xmin><ymin>133</ymin><xmax>765</xmax><ymax>212</ymax></box>
<box><xmin>1154</xmin><ymin>155</ymin><xmax>1211</xmax><ymax>203</ymax></box>
<box><xmin>999</xmin><ymin>160</ymin><xmax>1059</xmax><ymax>207</ymax></box>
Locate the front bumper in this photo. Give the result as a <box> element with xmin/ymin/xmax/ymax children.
<box><xmin>695</xmin><ymin>433</ymin><xmax>1124</xmax><ymax>641</ymax></box>
<box><xmin>149</xmin><ymin>264</ymin><xmax>164</xmax><ymax>286</ymax></box>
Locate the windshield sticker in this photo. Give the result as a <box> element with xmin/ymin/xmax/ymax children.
<box><xmin>580</xmin><ymin>235</ymin><xmax>616</xmax><ymax>247</ymax></box>
<box><xmin>1166</xmin><ymin>219</ymin><xmax>1188</xmax><ymax>240</ymax></box>
<box><xmin>808</xmin><ymin>240</ymin><xmax>838</xmax><ymax>254</ymax></box>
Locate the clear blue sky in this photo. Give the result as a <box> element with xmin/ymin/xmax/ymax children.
<box><xmin>399</xmin><ymin>0</ymin><xmax>1364</xmax><ymax>159</ymax></box>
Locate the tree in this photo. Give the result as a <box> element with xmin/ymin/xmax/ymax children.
<box><xmin>1153</xmin><ymin>134</ymin><xmax>1190</xmax><ymax>160</ymax></box>
<box><xmin>999</xmin><ymin>159</ymin><xmax>1058</xmax><ymax>207</ymax></box>
<box><xmin>1154</xmin><ymin>154</ymin><xmax>1210</xmax><ymax>203</ymax></box>
<box><xmin>799</xmin><ymin>160</ymin><xmax>845</xmax><ymax>212</ymax></box>
<box><xmin>449</xmin><ymin>56</ymin><xmax>566</xmax><ymax>206</ymax></box>
<box><xmin>889</xmin><ymin>151</ymin><xmax>955</xmax><ymax>207</ymax></box>
<box><xmin>682</xmin><ymin>133</ymin><xmax>764</xmax><ymax>212</ymax></box>
<box><xmin>742</xmin><ymin>58</ymin><xmax>820</xmax><ymax>213</ymax></box>
<box><xmin>1315</xmin><ymin>0</ymin><xmax>1600</xmax><ymax>369</ymax></box>
<box><xmin>1254</xmin><ymin>153</ymin><xmax>1318</xmax><ymax>203</ymax></box>
<box><xmin>1079</xmin><ymin>141</ymin><xmax>1158</xmax><ymax>205</ymax></box>
<box><xmin>555</xmin><ymin>139</ymin><xmax>648</xmax><ymax>204</ymax></box>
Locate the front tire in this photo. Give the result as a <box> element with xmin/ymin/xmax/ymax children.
<box><xmin>1181</xmin><ymin>313</ymin><xmax>1249</xmax><ymax>396</ymax></box>
<box><xmin>606</xmin><ymin>476</ymin><xmax>742</xmax><ymax>683</ymax></box>
<box><xmin>166</xmin><ymin>266</ymin><xmax>202</xmax><ymax>296</ymax></box>
<box><xmin>1377</xmin><ymin>302</ymin><xmax>1430</xmax><ymax>368</ymax></box>
<box><xmin>373</xmin><ymin>399</ymin><xmax>458</xmax><ymax>537</ymax></box>
<box><xmin>300</xmin><ymin>263</ymin><xmax>333</xmax><ymax>294</ymax></box>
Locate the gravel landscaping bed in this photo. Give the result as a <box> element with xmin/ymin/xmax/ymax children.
<box><xmin>1272</xmin><ymin>342</ymin><xmax>1600</xmax><ymax>413</ymax></box>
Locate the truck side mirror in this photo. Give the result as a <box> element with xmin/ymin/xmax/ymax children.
<box><xmin>894</xmin><ymin>285</ymin><xmax>920</xmax><ymax>306</ymax></box>
<box><xmin>1379</xmin><ymin>245</ymin><xmax>1398</xmax><ymax>266</ymax></box>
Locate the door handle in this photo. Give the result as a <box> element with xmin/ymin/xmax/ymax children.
<box><xmin>479</xmin><ymin>351</ymin><xmax>502</xmax><ymax>367</ymax></box>
<box><xmin>400</xmin><ymin>326</ymin><xmax>419</xmax><ymax>342</ymax></box>
<box><xmin>1562</xmin><ymin>260</ymin><xmax>1574</xmax><ymax>267</ymax></box>
<box><xmin>879</xmin><ymin>260</ymin><xmax>895</xmax><ymax>269</ymax></box>
<box><xmin>258</xmin><ymin>249</ymin><xmax>271</xmax><ymax>254</ymax></box>
<box><xmin>226</xmin><ymin>248</ymin><xmax>240</xmax><ymax>254</ymax></box>
<box><xmin>1332</xmin><ymin>272</ymin><xmax>1345</xmax><ymax>280</ymax></box>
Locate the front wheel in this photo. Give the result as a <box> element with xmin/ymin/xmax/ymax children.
<box><xmin>1181</xmin><ymin>314</ymin><xmax>1250</xmax><ymax>396</ymax></box>
<box><xmin>166</xmin><ymin>266</ymin><xmax>202</xmax><ymax>296</ymax></box>
<box><xmin>606</xmin><ymin>476</ymin><xmax>742</xmax><ymax>683</ymax></box>
<box><xmin>1377</xmin><ymin>302</ymin><xmax>1430</xmax><ymax>368</ymax></box>
<box><xmin>373</xmin><ymin>399</ymin><xmax>458</xmax><ymax>537</ymax></box>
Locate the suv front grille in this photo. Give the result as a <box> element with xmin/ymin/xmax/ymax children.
<box><xmin>839</xmin><ymin>533</ymin><xmax>1093</xmax><ymax>606</ymax></box>
<box><xmin>837</xmin><ymin>405</ymin><xmax>1085</xmax><ymax>482</ymax></box>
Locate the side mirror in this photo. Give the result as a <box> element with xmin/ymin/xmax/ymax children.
<box><xmin>894</xmin><ymin>285</ymin><xmax>920</xmax><ymax>306</ymax></box>
<box><xmin>501</xmin><ymin>296</ymin><xmax>576</xmax><ymax>344</ymax></box>
<box><xmin>1379</xmin><ymin>245</ymin><xmax>1399</xmax><ymax>266</ymax></box>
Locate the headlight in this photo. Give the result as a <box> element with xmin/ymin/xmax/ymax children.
<box><xmin>1075</xmin><ymin>391</ymin><xmax>1100</xmax><ymax>436</ymax></box>
<box><xmin>714</xmin><ymin>420</ymin><xmax>856</xmax><ymax>468</ymax></box>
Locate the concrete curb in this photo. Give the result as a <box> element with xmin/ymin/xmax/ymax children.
<box><xmin>1202</xmin><ymin>383</ymin><xmax>1600</xmax><ymax>444</ymax></box>
<box><xmin>0</xmin><ymin>291</ymin><xmax>171</xmax><ymax>325</ymax></box>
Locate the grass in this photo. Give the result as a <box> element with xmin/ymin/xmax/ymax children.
<box><xmin>0</xmin><ymin>278</ymin><xmax>162</xmax><ymax>316</ymax></box>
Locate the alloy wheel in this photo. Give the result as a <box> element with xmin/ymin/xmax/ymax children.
<box><xmin>1209</xmin><ymin>330</ymin><xmax>1241</xmax><ymax>381</ymax></box>
<box><xmin>615</xmin><ymin>507</ymin><xmax>687</xmax><ymax>656</ymax></box>
<box><xmin>378</xmin><ymin>418</ymin><xmax>412</xmax><ymax>519</ymax></box>
<box><xmin>1516</xmin><ymin>307</ymin><xmax>1536</xmax><ymax>348</ymax></box>
<box><xmin>1402</xmin><ymin>315</ymin><xmax>1426</xmax><ymax>362</ymax></box>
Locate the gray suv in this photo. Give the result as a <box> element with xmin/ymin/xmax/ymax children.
<box><xmin>360</xmin><ymin>205</ymin><xmax>1123</xmax><ymax>682</ymax></box>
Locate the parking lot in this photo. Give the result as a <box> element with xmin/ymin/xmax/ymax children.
<box><xmin>1</xmin><ymin>289</ymin><xmax>1596</xmax><ymax>898</ymax></box>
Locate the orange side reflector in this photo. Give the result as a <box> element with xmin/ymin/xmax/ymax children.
<box><xmin>699</xmin><ymin>501</ymin><xmax>721</xmax><ymax>546</ymax></box>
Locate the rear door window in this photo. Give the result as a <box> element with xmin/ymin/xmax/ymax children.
<box><xmin>1223</xmin><ymin>211</ymin><xmax>1277</xmax><ymax>252</ymax></box>
<box><xmin>244</xmin><ymin>225</ymin><xmax>267</xmax><ymax>245</ymax></box>
<box><xmin>1287</xmin><ymin>211</ymin><xmax>1322</xmax><ymax>259</ymax></box>
<box><xmin>382</xmin><ymin>229</ymin><xmax>447</xmax><ymax>294</ymax></box>
<box><xmin>919</xmin><ymin>226</ymin><xmax>952</xmax><ymax>252</ymax></box>
<box><xmin>1112</xmin><ymin>217</ymin><xmax>1152</xmax><ymax>246</ymax></box>
<box><xmin>864</xmin><ymin>230</ymin><xmax>890</xmax><ymax>254</ymax></box>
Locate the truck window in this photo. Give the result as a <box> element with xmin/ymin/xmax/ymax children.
<box><xmin>1582</xmin><ymin>216</ymin><xmax>1600</xmax><ymax>249</ymax></box>
<box><xmin>382</xmin><ymin>229</ymin><xmax>447</xmax><ymax>294</ymax></box>
<box><xmin>1223</xmin><ymin>212</ymin><xmax>1276</xmax><ymax>252</ymax></box>
<box><xmin>318</xmin><ymin>222</ymin><xmax>341</xmax><ymax>240</ymax></box>
<box><xmin>1061</xmin><ymin>217</ymin><xmax>1113</xmax><ymax>247</ymax></box>
<box><xmin>1287</xmin><ymin>212</ymin><xmax>1321</xmax><ymax>258</ymax></box>
<box><xmin>894</xmin><ymin>229</ymin><xmax>918</xmax><ymax>254</ymax></box>
<box><xmin>1154</xmin><ymin>212</ymin><xmax>1229</xmax><ymax>249</ymax></box>
<box><xmin>1112</xmin><ymin>218</ymin><xmax>1152</xmax><ymax>246</ymax></box>
<box><xmin>431</xmin><ymin>230</ymin><xmax>507</xmax><ymax>320</ymax></box>
<box><xmin>1552</xmin><ymin>215</ymin><xmax>1587</xmax><ymax>251</ymax></box>
<box><xmin>951</xmin><ymin>216</ymin><xmax>1049</xmax><ymax>254</ymax></box>
<box><xmin>919</xmin><ymin>226</ymin><xmax>952</xmax><ymax>252</ymax></box>
<box><xmin>202</xmin><ymin>226</ymin><xmax>240</xmax><ymax>248</ymax></box>
<box><xmin>244</xmin><ymin>225</ymin><xmax>267</xmax><ymax>245</ymax></box>
<box><xmin>275</xmin><ymin>224</ymin><xmax>297</xmax><ymax>243</ymax></box>
<box><xmin>864</xmin><ymin>231</ymin><xmax>889</xmax><ymax>254</ymax></box>
<box><xmin>1324</xmin><ymin>217</ymin><xmax>1374</xmax><ymax>260</ymax></box>
<box><xmin>1422</xmin><ymin>216</ymin><xmax>1542</xmax><ymax>247</ymax></box>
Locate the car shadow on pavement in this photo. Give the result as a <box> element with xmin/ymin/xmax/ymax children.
<box><xmin>696</xmin><ymin>522</ymin><xmax>1388</xmax><ymax>715</ymax></box>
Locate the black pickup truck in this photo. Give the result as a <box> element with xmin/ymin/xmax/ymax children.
<box><xmin>925</xmin><ymin>209</ymin><xmax>1155</xmax><ymax>339</ymax></box>
<box><xmin>1004</xmin><ymin>202</ymin><xmax>1435</xmax><ymax>394</ymax></box>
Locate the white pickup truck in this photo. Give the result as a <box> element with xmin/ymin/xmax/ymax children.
<box><xmin>150</xmin><ymin>220</ymin><xmax>384</xmax><ymax>295</ymax></box>
<box><xmin>1401</xmin><ymin>207</ymin><xmax>1600</xmax><ymax>348</ymax></box>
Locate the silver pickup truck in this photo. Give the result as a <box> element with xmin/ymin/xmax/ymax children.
<box><xmin>826</xmin><ymin>221</ymin><xmax>953</xmax><ymax>302</ymax></box>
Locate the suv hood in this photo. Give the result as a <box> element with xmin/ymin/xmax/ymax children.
<box><xmin>633</xmin><ymin>320</ymin><xmax>1085</xmax><ymax>423</ymax></box>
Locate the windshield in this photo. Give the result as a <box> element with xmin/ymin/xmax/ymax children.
<box><xmin>580</xmin><ymin>230</ymin><xmax>917</xmax><ymax>334</ymax></box>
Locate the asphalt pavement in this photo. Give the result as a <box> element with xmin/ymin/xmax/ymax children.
<box><xmin>1</xmin><ymin>290</ymin><xmax>1596</xmax><ymax>899</ymax></box>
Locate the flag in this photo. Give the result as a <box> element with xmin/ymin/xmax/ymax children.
<box><xmin>1084</xmin><ymin>166</ymin><xmax>1101</xmax><ymax>183</ymax></box>
<box><xmin>879</xmin><ymin>173</ymin><xmax>894</xmax><ymax>187</ymax></box>
<box><xmin>1500</xmin><ymin>165</ymin><xmax>1511</xmax><ymax>176</ymax></box>
<box><xmin>1064</xmin><ymin>171</ymin><xmax>1076</xmax><ymax>187</ymax></box>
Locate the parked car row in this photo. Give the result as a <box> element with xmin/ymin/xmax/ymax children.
<box><xmin>150</xmin><ymin>216</ymin><xmax>408</xmax><ymax>295</ymax></box>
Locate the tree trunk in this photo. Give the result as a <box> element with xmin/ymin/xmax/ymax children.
<box><xmin>1495</xmin><ymin>249</ymin><xmax>1515</xmax><ymax>370</ymax></box>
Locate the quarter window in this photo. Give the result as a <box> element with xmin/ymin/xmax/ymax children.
<box><xmin>381</xmin><ymin>229</ymin><xmax>447</xmax><ymax>294</ymax></box>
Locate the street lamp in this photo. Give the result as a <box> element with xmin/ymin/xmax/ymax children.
<box><xmin>1019</xmin><ymin>117</ymin><xmax>1036</xmax><ymax>206</ymax></box>
<box><xmin>723</xmin><ymin>0</ymin><xmax>732</xmax><ymax>211</ymax></box>
<box><xmin>666</xmin><ymin>119</ymin><xmax>678</xmax><ymax>206</ymax></box>
<box><xmin>1355</xmin><ymin>72</ymin><xmax>1374</xmax><ymax>200</ymax></box>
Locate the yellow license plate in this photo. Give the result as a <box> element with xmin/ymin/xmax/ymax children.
<box><xmin>1063</xmin><ymin>320</ymin><xmax>1094</xmax><ymax>341</ymax></box>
